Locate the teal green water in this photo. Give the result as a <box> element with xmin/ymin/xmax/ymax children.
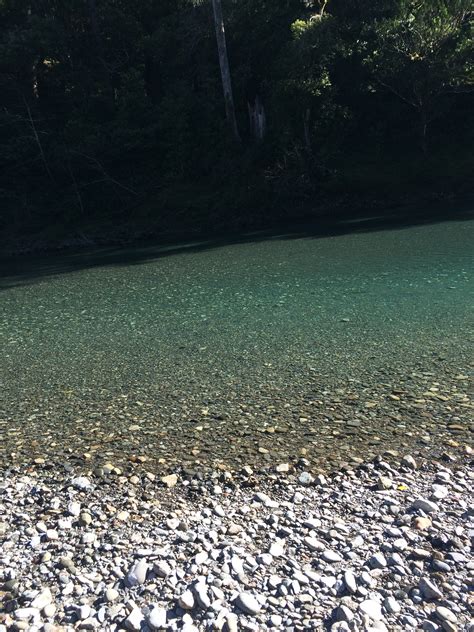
<box><xmin>1</xmin><ymin>220</ymin><xmax>473</xmax><ymax>471</ymax></box>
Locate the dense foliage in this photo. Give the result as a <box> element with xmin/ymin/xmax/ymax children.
<box><xmin>1</xmin><ymin>0</ymin><xmax>473</xmax><ymax>246</ymax></box>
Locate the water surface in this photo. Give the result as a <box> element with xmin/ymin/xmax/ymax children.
<box><xmin>1</xmin><ymin>219</ymin><xmax>472</xmax><ymax>472</ymax></box>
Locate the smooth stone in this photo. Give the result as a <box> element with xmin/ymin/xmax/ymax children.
<box><xmin>31</xmin><ymin>588</ymin><xmax>52</xmax><ymax>610</ymax></box>
<box><xmin>105</xmin><ymin>588</ymin><xmax>119</xmax><ymax>603</ymax></box>
<box><xmin>322</xmin><ymin>550</ymin><xmax>342</xmax><ymax>563</ymax></box>
<box><xmin>333</xmin><ymin>605</ymin><xmax>354</xmax><ymax>623</ymax></box>
<box><xmin>194</xmin><ymin>584</ymin><xmax>211</xmax><ymax>609</ymax></box>
<box><xmin>401</xmin><ymin>455</ymin><xmax>417</xmax><ymax>469</ymax></box>
<box><xmin>236</xmin><ymin>593</ymin><xmax>261</xmax><ymax>615</ymax></box>
<box><xmin>344</xmin><ymin>570</ymin><xmax>357</xmax><ymax>594</ymax></box>
<box><xmin>43</xmin><ymin>604</ymin><xmax>56</xmax><ymax>618</ymax></box>
<box><xmin>304</xmin><ymin>537</ymin><xmax>325</xmax><ymax>552</ymax></box>
<box><xmin>436</xmin><ymin>607</ymin><xmax>457</xmax><ymax>623</ymax></box>
<box><xmin>359</xmin><ymin>600</ymin><xmax>382</xmax><ymax>620</ymax></box>
<box><xmin>411</xmin><ymin>498</ymin><xmax>439</xmax><ymax>514</ymax></box>
<box><xmin>14</xmin><ymin>608</ymin><xmax>39</xmax><ymax>621</ymax></box>
<box><xmin>383</xmin><ymin>597</ymin><xmax>400</xmax><ymax>614</ymax></box>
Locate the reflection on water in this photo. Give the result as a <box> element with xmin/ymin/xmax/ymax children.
<box><xmin>0</xmin><ymin>220</ymin><xmax>472</xmax><ymax>472</ymax></box>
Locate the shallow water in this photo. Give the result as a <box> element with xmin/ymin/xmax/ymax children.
<box><xmin>1</xmin><ymin>219</ymin><xmax>473</xmax><ymax>472</ymax></box>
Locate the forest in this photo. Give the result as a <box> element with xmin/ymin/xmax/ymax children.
<box><xmin>1</xmin><ymin>0</ymin><xmax>473</xmax><ymax>250</ymax></box>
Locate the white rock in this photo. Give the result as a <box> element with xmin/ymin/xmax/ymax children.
<box><xmin>392</xmin><ymin>538</ymin><xmax>408</xmax><ymax>552</ymax></box>
<box><xmin>153</xmin><ymin>560</ymin><xmax>172</xmax><ymax>578</ymax></box>
<box><xmin>31</xmin><ymin>588</ymin><xmax>52</xmax><ymax>610</ymax></box>
<box><xmin>194</xmin><ymin>584</ymin><xmax>211</xmax><ymax>609</ymax></box>
<box><xmin>359</xmin><ymin>599</ymin><xmax>383</xmax><ymax>620</ymax></box>
<box><xmin>125</xmin><ymin>608</ymin><xmax>144</xmax><ymax>631</ymax></box>
<box><xmin>71</xmin><ymin>477</ymin><xmax>93</xmax><ymax>491</ymax></box>
<box><xmin>298</xmin><ymin>472</ymin><xmax>314</xmax><ymax>485</ymax></box>
<box><xmin>236</xmin><ymin>592</ymin><xmax>261</xmax><ymax>615</ymax></box>
<box><xmin>322</xmin><ymin>550</ymin><xmax>342</xmax><ymax>563</ymax></box>
<box><xmin>344</xmin><ymin>570</ymin><xmax>357</xmax><ymax>594</ymax></box>
<box><xmin>304</xmin><ymin>536</ymin><xmax>325</xmax><ymax>552</ymax></box>
<box><xmin>67</xmin><ymin>501</ymin><xmax>81</xmax><ymax>517</ymax></box>
<box><xmin>269</xmin><ymin>542</ymin><xmax>285</xmax><ymax>557</ymax></box>
<box><xmin>369</xmin><ymin>553</ymin><xmax>387</xmax><ymax>569</ymax></box>
<box><xmin>194</xmin><ymin>551</ymin><xmax>208</xmax><ymax>565</ymax></box>
<box><xmin>43</xmin><ymin>604</ymin><xmax>56</xmax><ymax>618</ymax></box>
<box><xmin>105</xmin><ymin>588</ymin><xmax>119</xmax><ymax>603</ymax></box>
<box><xmin>436</xmin><ymin>606</ymin><xmax>457</xmax><ymax>624</ymax></box>
<box><xmin>148</xmin><ymin>607</ymin><xmax>167</xmax><ymax>629</ymax></box>
<box><xmin>178</xmin><ymin>590</ymin><xmax>195</xmax><ymax>610</ymax></box>
<box><xmin>14</xmin><ymin>607</ymin><xmax>40</xmax><ymax>621</ymax></box>
<box><xmin>161</xmin><ymin>474</ymin><xmax>178</xmax><ymax>488</ymax></box>
<box><xmin>383</xmin><ymin>596</ymin><xmax>400</xmax><ymax>614</ymax></box>
<box><xmin>401</xmin><ymin>455</ymin><xmax>417</xmax><ymax>469</ymax></box>
<box><xmin>127</xmin><ymin>560</ymin><xmax>149</xmax><ymax>586</ymax></box>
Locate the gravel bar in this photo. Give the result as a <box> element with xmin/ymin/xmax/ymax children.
<box><xmin>1</xmin><ymin>451</ymin><xmax>473</xmax><ymax>632</ymax></box>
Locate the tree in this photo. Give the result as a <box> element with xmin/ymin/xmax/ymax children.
<box><xmin>211</xmin><ymin>0</ymin><xmax>240</xmax><ymax>141</ymax></box>
<box><xmin>366</xmin><ymin>0</ymin><xmax>473</xmax><ymax>152</ymax></box>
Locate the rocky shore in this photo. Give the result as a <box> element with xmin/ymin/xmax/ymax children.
<box><xmin>1</xmin><ymin>449</ymin><xmax>473</xmax><ymax>632</ymax></box>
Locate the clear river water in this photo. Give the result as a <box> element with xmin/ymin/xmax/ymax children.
<box><xmin>1</xmin><ymin>218</ymin><xmax>472</xmax><ymax>474</ymax></box>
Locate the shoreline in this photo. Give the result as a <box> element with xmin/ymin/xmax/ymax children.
<box><xmin>1</xmin><ymin>447</ymin><xmax>472</xmax><ymax>631</ymax></box>
<box><xmin>2</xmin><ymin>193</ymin><xmax>473</xmax><ymax>260</ymax></box>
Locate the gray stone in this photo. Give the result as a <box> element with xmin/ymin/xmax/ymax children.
<box><xmin>298</xmin><ymin>472</ymin><xmax>314</xmax><ymax>486</ymax></box>
<box><xmin>436</xmin><ymin>607</ymin><xmax>457</xmax><ymax>624</ymax></box>
<box><xmin>236</xmin><ymin>593</ymin><xmax>261</xmax><ymax>615</ymax></box>
<box><xmin>333</xmin><ymin>605</ymin><xmax>354</xmax><ymax>622</ymax></box>
<box><xmin>304</xmin><ymin>536</ymin><xmax>325</xmax><ymax>552</ymax></box>
<box><xmin>411</xmin><ymin>498</ymin><xmax>439</xmax><ymax>514</ymax></box>
<box><xmin>369</xmin><ymin>553</ymin><xmax>387</xmax><ymax>569</ymax></box>
<box><xmin>322</xmin><ymin>550</ymin><xmax>343</xmax><ymax>563</ymax></box>
<box><xmin>344</xmin><ymin>570</ymin><xmax>357</xmax><ymax>594</ymax></box>
<box><xmin>401</xmin><ymin>455</ymin><xmax>417</xmax><ymax>469</ymax></box>
<box><xmin>383</xmin><ymin>597</ymin><xmax>400</xmax><ymax>614</ymax></box>
<box><xmin>127</xmin><ymin>560</ymin><xmax>149</xmax><ymax>586</ymax></box>
<box><xmin>419</xmin><ymin>577</ymin><xmax>442</xmax><ymax>600</ymax></box>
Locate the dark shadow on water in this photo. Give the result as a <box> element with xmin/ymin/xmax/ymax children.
<box><xmin>1</xmin><ymin>201</ymin><xmax>473</xmax><ymax>291</ymax></box>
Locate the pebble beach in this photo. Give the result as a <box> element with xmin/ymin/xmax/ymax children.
<box><xmin>1</xmin><ymin>450</ymin><xmax>473</xmax><ymax>631</ymax></box>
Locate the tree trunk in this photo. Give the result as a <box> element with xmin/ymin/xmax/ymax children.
<box><xmin>248</xmin><ymin>94</ymin><xmax>266</xmax><ymax>141</ymax></box>
<box><xmin>211</xmin><ymin>0</ymin><xmax>240</xmax><ymax>141</ymax></box>
<box><xmin>303</xmin><ymin>108</ymin><xmax>312</xmax><ymax>154</ymax></box>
